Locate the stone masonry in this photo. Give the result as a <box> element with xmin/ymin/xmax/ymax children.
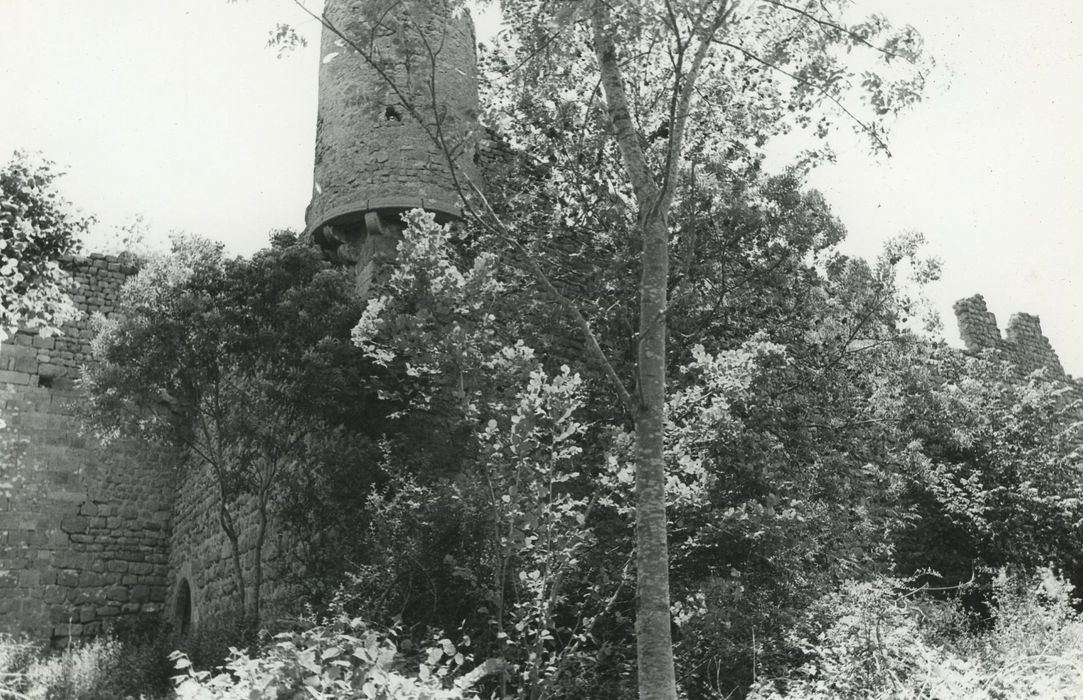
<box><xmin>0</xmin><ymin>255</ymin><xmax>172</xmax><ymax>644</ymax></box>
<box><xmin>953</xmin><ymin>294</ymin><xmax>1067</xmax><ymax>379</ymax></box>
<box><xmin>4</xmin><ymin>1</ymin><xmax>484</xmax><ymax>643</ymax></box>
<box><xmin>4</xmin><ymin>0</ymin><xmax>1081</xmax><ymax>646</ymax></box>
<box><xmin>307</xmin><ymin>0</ymin><xmax>480</xmax><ymax>295</ymax></box>
<box><xmin>166</xmin><ymin>465</ymin><xmax>294</xmax><ymax>633</ymax></box>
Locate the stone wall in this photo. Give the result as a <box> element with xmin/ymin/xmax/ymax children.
<box><xmin>167</xmin><ymin>462</ymin><xmax>296</xmax><ymax>633</ymax></box>
<box><xmin>3</xmin><ymin>2</ymin><xmax>502</xmax><ymax>644</ymax></box>
<box><xmin>0</xmin><ymin>254</ymin><xmax>172</xmax><ymax>643</ymax></box>
<box><xmin>953</xmin><ymin>294</ymin><xmax>1066</xmax><ymax>378</ymax></box>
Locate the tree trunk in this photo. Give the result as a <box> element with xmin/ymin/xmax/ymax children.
<box><xmin>633</xmin><ymin>212</ymin><xmax>677</xmax><ymax>700</ymax></box>
<box><xmin>591</xmin><ymin>4</ymin><xmax>679</xmax><ymax>696</ymax></box>
<box><xmin>218</xmin><ymin>501</ymin><xmax>247</xmax><ymax>625</ymax></box>
<box><xmin>253</xmin><ymin>496</ymin><xmax>268</xmax><ymax>631</ymax></box>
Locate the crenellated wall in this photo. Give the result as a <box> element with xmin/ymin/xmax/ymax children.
<box><xmin>0</xmin><ymin>254</ymin><xmax>173</xmax><ymax>644</ymax></box>
<box><xmin>953</xmin><ymin>294</ymin><xmax>1067</xmax><ymax>378</ymax></box>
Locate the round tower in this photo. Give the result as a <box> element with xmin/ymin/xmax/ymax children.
<box><xmin>306</xmin><ymin>0</ymin><xmax>480</xmax><ymax>279</ymax></box>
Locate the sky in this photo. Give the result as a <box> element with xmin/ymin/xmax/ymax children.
<box><xmin>0</xmin><ymin>1</ymin><xmax>1080</xmax><ymax>375</ymax></box>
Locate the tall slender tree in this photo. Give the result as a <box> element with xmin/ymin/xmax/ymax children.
<box><xmin>287</xmin><ymin>1</ymin><xmax>932</xmax><ymax>695</ymax></box>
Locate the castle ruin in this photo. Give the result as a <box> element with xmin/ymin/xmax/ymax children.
<box><xmin>0</xmin><ymin>1</ymin><xmax>1078</xmax><ymax>644</ymax></box>
<box><xmin>0</xmin><ymin>0</ymin><xmax>480</xmax><ymax>643</ymax></box>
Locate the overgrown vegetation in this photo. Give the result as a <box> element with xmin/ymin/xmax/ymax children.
<box><xmin>0</xmin><ymin>151</ymin><xmax>85</xmax><ymax>345</ymax></box>
<box><xmin>7</xmin><ymin>0</ymin><xmax>1079</xmax><ymax>698</ymax></box>
<box><xmin>0</xmin><ymin>629</ymin><xmax>172</xmax><ymax>700</ymax></box>
<box><xmin>748</xmin><ymin>568</ymin><xmax>1083</xmax><ymax>699</ymax></box>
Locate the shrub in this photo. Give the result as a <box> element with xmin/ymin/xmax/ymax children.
<box><xmin>1</xmin><ymin>628</ymin><xmax>173</xmax><ymax>700</ymax></box>
<box><xmin>748</xmin><ymin>568</ymin><xmax>1083</xmax><ymax>700</ymax></box>
<box><xmin>172</xmin><ymin>616</ymin><xmax>501</xmax><ymax>699</ymax></box>
<box><xmin>22</xmin><ymin>637</ymin><xmax>124</xmax><ymax>700</ymax></box>
<box><xmin>1</xmin><ymin>635</ymin><xmax>39</xmax><ymax>694</ymax></box>
<box><xmin>172</xmin><ymin>612</ymin><xmax>255</xmax><ymax>674</ymax></box>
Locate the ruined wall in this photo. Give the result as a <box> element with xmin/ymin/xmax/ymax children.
<box><xmin>953</xmin><ymin>294</ymin><xmax>1067</xmax><ymax>379</ymax></box>
<box><xmin>166</xmin><ymin>464</ymin><xmax>296</xmax><ymax>633</ymax></box>
<box><xmin>0</xmin><ymin>255</ymin><xmax>172</xmax><ymax>643</ymax></box>
<box><xmin>3</xmin><ymin>2</ymin><xmax>489</xmax><ymax>644</ymax></box>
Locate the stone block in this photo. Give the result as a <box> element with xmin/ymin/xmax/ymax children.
<box><xmin>78</xmin><ymin>571</ymin><xmax>101</xmax><ymax>587</ymax></box>
<box><xmin>17</xmin><ymin>570</ymin><xmax>40</xmax><ymax>587</ymax></box>
<box><xmin>0</xmin><ymin>370</ymin><xmax>31</xmax><ymax>386</ymax></box>
<box><xmin>57</xmin><ymin>570</ymin><xmax>79</xmax><ymax>588</ymax></box>
<box><xmin>129</xmin><ymin>561</ymin><xmax>152</xmax><ymax>576</ymax></box>
<box><xmin>105</xmin><ymin>560</ymin><xmax>128</xmax><ymax>573</ymax></box>
<box><xmin>53</xmin><ymin>623</ymin><xmax>82</xmax><ymax>637</ymax></box>
<box><xmin>60</xmin><ymin>515</ymin><xmax>88</xmax><ymax>534</ymax></box>
<box><xmin>11</xmin><ymin>355</ymin><xmax>38</xmax><ymax>373</ymax></box>
<box><xmin>105</xmin><ymin>585</ymin><xmax>129</xmax><ymax>602</ymax></box>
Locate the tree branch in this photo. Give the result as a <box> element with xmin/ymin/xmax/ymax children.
<box><xmin>590</xmin><ymin>3</ymin><xmax>660</xmax><ymax>210</ymax></box>
<box><xmin>711</xmin><ymin>38</ymin><xmax>892</xmax><ymax>154</ymax></box>
<box><xmin>759</xmin><ymin>0</ymin><xmax>917</xmax><ymax>63</ymax></box>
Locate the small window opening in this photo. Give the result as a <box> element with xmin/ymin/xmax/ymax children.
<box><xmin>384</xmin><ymin>105</ymin><xmax>402</xmax><ymax>122</ymax></box>
<box><xmin>37</xmin><ymin>375</ymin><xmax>53</xmax><ymax>388</ymax></box>
<box><xmin>175</xmin><ymin>578</ymin><xmax>193</xmax><ymax>636</ymax></box>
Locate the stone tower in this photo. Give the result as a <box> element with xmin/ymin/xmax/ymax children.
<box><xmin>953</xmin><ymin>294</ymin><xmax>1066</xmax><ymax>378</ymax></box>
<box><xmin>306</xmin><ymin>0</ymin><xmax>480</xmax><ymax>290</ymax></box>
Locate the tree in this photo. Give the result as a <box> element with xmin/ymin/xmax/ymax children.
<box><xmin>0</xmin><ymin>151</ymin><xmax>86</xmax><ymax>345</ymax></box>
<box><xmin>889</xmin><ymin>347</ymin><xmax>1083</xmax><ymax>586</ymax></box>
<box><xmin>301</xmin><ymin>1</ymin><xmax>932</xmax><ymax>695</ymax></box>
<box><xmin>85</xmin><ymin>232</ymin><xmax>387</xmax><ymax>629</ymax></box>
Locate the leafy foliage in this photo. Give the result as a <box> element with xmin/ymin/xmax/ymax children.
<box><xmin>0</xmin><ymin>631</ymin><xmax>170</xmax><ymax>700</ymax></box>
<box><xmin>171</xmin><ymin>617</ymin><xmax>494</xmax><ymax>700</ymax></box>
<box><xmin>0</xmin><ymin>151</ymin><xmax>86</xmax><ymax>343</ymax></box>
<box><xmin>85</xmin><ymin>231</ymin><xmax>388</xmax><ymax>625</ymax></box>
<box><xmin>890</xmin><ymin>349</ymin><xmax>1083</xmax><ymax>585</ymax></box>
<box><xmin>70</xmin><ymin>3</ymin><xmax>1083</xmax><ymax>698</ymax></box>
<box><xmin>748</xmin><ymin>569</ymin><xmax>1083</xmax><ymax>700</ymax></box>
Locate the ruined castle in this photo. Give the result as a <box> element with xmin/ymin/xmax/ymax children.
<box><xmin>0</xmin><ymin>0</ymin><xmax>482</xmax><ymax>643</ymax></box>
<box><xmin>0</xmin><ymin>1</ymin><xmax>1075</xmax><ymax>643</ymax></box>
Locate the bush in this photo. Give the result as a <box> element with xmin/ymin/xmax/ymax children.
<box><xmin>748</xmin><ymin>568</ymin><xmax>1083</xmax><ymax>700</ymax></box>
<box><xmin>23</xmin><ymin>637</ymin><xmax>125</xmax><ymax>700</ymax></box>
<box><xmin>0</xmin><ymin>626</ymin><xmax>173</xmax><ymax>700</ymax></box>
<box><xmin>171</xmin><ymin>616</ymin><xmax>502</xmax><ymax>699</ymax></box>
<box><xmin>172</xmin><ymin>612</ymin><xmax>255</xmax><ymax>674</ymax></box>
<box><xmin>1</xmin><ymin>635</ymin><xmax>39</xmax><ymax>693</ymax></box>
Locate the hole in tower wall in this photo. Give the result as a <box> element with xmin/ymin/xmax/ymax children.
<box><xmin>37</xmin><ymin>375</ymin><xmax>53</xmax><ymax>388</ymax></box>
<box><xmin>384</xmin><ymin>105</ymin><xmax>402</xmax><ymax>122</ymax></box>
<box><xmin>175</xmin><ymin>578</ymin><xmax>193</xmax><ymax>637</ymax></box>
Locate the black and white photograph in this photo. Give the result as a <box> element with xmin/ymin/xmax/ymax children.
<box><xmin>1</xmin><ymin>1</ymin><xmax>1081</xmax><ymax>697</ymax></box>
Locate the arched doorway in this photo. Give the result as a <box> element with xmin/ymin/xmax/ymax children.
<box><xmin>175</xmin><ymin>578</ymin><xmax>193</xmax><ymax>636</ymax></box>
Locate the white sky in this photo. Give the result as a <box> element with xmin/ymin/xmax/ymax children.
<box><xmin>0</xmin><ymin>1</ymin><xmax>1080</xmax><ymax>375</ymax></box>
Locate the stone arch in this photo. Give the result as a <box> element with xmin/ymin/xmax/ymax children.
<box><xmin>172</xmin><ymin>561</ymin><xmax>199</xmax><ymax>636</ymax></box>
<box><xmin>174</xmin><ymin>578</ymin><xmax>193</xmax><ymax>636</ymax></box>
